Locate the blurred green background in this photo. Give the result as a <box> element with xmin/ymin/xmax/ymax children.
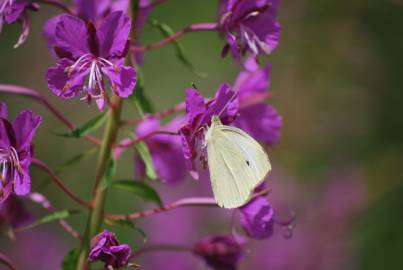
<box><xmin>1</xmin><ymin>0</ymin><xmax>403</xmax><ymax>269</ymax></box>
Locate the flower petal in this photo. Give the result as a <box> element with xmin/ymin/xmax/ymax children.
<box><xmin>105</xmin><ymin>64</ymin><xmax>136</xmax><ymax>98</ymax></box>
<box><xmin>12</xmin><ymin>110</ymin><xmax>42</xmax><ymax>151</ymax></box>
<box><xmin>47</xmin><ymin>59</ymin><xmax>87</xmax><ymax>99</ymax></box>
<box><xmin>74</xmin><ymin>0</ymin><xmax>109</xmax><ymax>23</ymax></box>
<box><xmin>97</xmin><ymin>11</ymin><xmax>131</xmax><ymax>58</ymax></box>
<box><xmin>4</xmin><ymin>2</ymin><xmax>26</xmax><ymax>24</ymax></box>
<box><xmin>54</xmin><ymin>14</ymin><xmax>90</xmax><ymax>59</ymax></box>
<box><xmin>13</xmin><ymin>160</ymin><xmax>31</xmax><ymax>196</ymax></box>
<box><xmin>235</xmin><ymin>104</ymin><xmax>282</xmax><ymax>145</ymax></box>
<box><xmin>239</xmin><ymin>196</ymin><xmax>274</xmax><ymax>239</ymax></box>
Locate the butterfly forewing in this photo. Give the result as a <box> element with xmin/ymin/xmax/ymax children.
<box><xmin>206</xmin><ymin>123</ymin><xmax>271</xmax><ymax>209</ymax></box>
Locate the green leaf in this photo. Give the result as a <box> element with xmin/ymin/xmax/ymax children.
<box><xmin>21</xmin><ymin>210</ymin><xmax>80</xmax><ymax>231</ymax></box>
<box><xmin>134</xmin><ymin>140</ymin><xmax>157</xmax><ymax>180</ymax></box>
<box><xmin>112</xmin><ymin>180</ymin><xmax>162</xmax><ymax>206</ymax></box>
<box><xmin>100</xmin><ymin>159</ymin><xmax>117</xmax><ymax>189</ymax></box>
<box><xmin>128</xmin><ymin>69</ymin><xmax>154</xmax><ymax>116</ymax></box>
<box><xmin>55</xmin><ymin>148</ymin><xmax>97</xmax><ymax>174</ymax></box>
<box><xmin>105</xmin><ymin>218</ymin><xmax>147</xmax><ymax>243</ymax></box>
<box><xmin>61</xmin><ymin>249</ymin><xmax>79</xmax><ymax>270</ymax></box>
<box><xmin>58</xmin><ymin>112</ymin><xmax>108</xmax><ymax>138</ymax></box>
<box><xmin>149</xmin><ymin>19</ymin><xmax>207</xmax><ymax>78</ymax></box>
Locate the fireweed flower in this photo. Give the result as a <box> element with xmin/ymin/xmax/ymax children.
<box><xmin>73</xmin><ymin>0</ymin><xmax>129</xmax><ymax>23</ymax></box>
<box><xmin>179</xmin><ymin>84</ymin><xmax>239</xmax><ymax>179</ymax></box>
<box><xmin>218</xmin><ymin>0</ymin><xmax>280</xmax><ymax>61</ymax></box>
<box><xmin>46</xmin><ymin>11</ymin><xmax>136</xmax><ymax>110</ymax></box>
<box><xmin>233</xmin><ymin>56</ymin><xmax>282</xmax><ymax>145</ymax></box>
<box><xmin>88</xmin><ymin>230</ymin><xmax>132</xmax><ymax>269</ymax></box>
<box><xmin>0</xmin><ymin>102</ymin><xmax>41</xmax><ymax>203</ymax></box>
<box><xmin>193</xmin><ymin>235</ymin><xmax>245</xmax><ymax>270</ymax></box>
<box><xmin>239</xmin><ymin>183</ymin><xmax>294</xmax><ymax>240</ymax></box>
<box><xmin>134</xmin><ymin>116</ymin><xmax>187</xmax><ymax>184</ymax></box>
<box><xmin>0</xmin><ymin>195</ymin><xmax>31</xmax><ymax>229</ymax></box>
<box><xmin>0</xmin><ymin>0</ymin><xmax>38</xmax><ymax>48</ymax></box>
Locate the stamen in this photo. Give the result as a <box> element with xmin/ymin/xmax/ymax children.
<box><xmin>0</xmin><ymin>0</ymin><xmax>13</xmax><ymax>14</ymax></box>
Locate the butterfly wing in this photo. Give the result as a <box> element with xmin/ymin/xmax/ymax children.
<box><xmin>206</xmin><ymin>124</ymin><xmax>271</xmax><ymax>209</ymax></box>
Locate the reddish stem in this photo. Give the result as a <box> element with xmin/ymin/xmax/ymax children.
<box><xmin>0</xmin><ymin>84</ymin><xmax>101</xmax><ymax>146</ymax></box>
<box><xmin>106</xmin><ymin>188</ymin><xmax>271</xmax><ymax>221</ymax></box>
<box><xmin>114</xmin><ymin>130</ymin><xmax>178</xmax><ymax>149</ymax></box>
<box><xmin>31</xmin><ymin>158</ymin><xmax>92</xmax><ymax>209</ymax></box>
<box><xmin>0</xmin><ymin>253</ymin><xmax>17</xmax><ymax>270</ymax></box>
<box><xmin>131</xmin><ymin>23</ymin><xmax>219</xmax><ymax>52</ymax></box>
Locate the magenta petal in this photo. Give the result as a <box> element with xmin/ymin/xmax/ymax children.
<box><xmin>43</xmin><ymin>15</ymin><xmax>63</xmax><ymax>53</ymax></box>
<box><xmin>239</xmin><ymin>197</ymin><xmax>274</xmax><ymax>239</ymax></box>
<box><xmin>74</xmin><ymin>0</ymin><xmax>109</xmax><ymax>23</ymax></box>
<box><xmin>4</xmin><ymin>2</ymin><xmax>26</xmax><ymax>23</ymax></box>
<box><xmin>185</xmin><ymin>88</ymin><xmax>205</xmax><ymax>123</ymax></box>
<box><xmin>54</xmin><ymin>15</ymin><xmax>90</xmax><ymax>59</ymax></box>
<box><xmin>106</xmin><ymin>65</ymin><xmax>136</xmax><ymax>98</ymax></box>
<box><xmin>13</xmin><ymin>161</ymin><xmax>31</xmax><ymax>196</ymax></box>
<box><xmin>97</xmin><ymin>11</ymin><xmax>131</xmax><ymax>58</ymax></box>
<box><xmin>235</xmin><ymin>104</ymin><xmax>282</xmax><ymax>145</ymax></box>
<box><xmin>47</xmin><ymin>59</ymin><xmax>87</xmax><ymax>99</ymax></box>
<box><xmin>12</xmin><ymin>110</ymin><xmax>41</xmax><ymax>151</ymax></box>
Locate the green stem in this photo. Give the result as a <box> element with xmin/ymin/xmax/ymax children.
<box><xmin>75</xmin><ymin>96</ymin><xmax>123</xmax><ymax>270</ymax></box>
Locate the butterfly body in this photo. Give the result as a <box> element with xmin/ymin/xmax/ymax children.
<box><xmin>205</xmin><ymin>115</ymin><xmax>271</xmax><ymax>209</ymax></box>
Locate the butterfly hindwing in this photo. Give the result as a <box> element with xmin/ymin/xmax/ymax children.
<box><xmin>206</xmin><ymin>123</ymin><xmax>271</xmax><ymax>209</ymax></box>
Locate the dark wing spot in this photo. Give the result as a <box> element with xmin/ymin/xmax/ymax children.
<box><xmin>246</xmin><ymin>160</ymin><xmax>250</xmax><ymax>166</ymax></box>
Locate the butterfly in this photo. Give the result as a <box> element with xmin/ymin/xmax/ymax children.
<box><xmin>205</xmin><ymin>115</ymin><xmax>271</xmax><ymax>209</ymax></box>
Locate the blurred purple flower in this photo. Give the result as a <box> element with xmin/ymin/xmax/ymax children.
<box><xmin>233</xmin><ymin>57</ymin><xmax>282</xmax><ymax>145</ymax></box>
<box><xmin>218</xmin><ymin>0</ymin><xmax>280</xmax><ymax>61</ymax></box>
<box><xmin>46</xmin><ymin>11</ymin><xmax>136</xmax><ymax>110</ymax></box>
<box><xmin>0</xmin><ymin>195</ymin><xmax>31</xmax><ymax>229</ymax></box>
<box><xmin>193</xmin><ymin>235</ymin><xmax>245</xmax><ymax>270</ymax></box>
<box><xmin>133</xmin><ymin>0</ymin><xmax>152</xmax><ymax>65</ymax></box>
<box><xmin>135</xmin><ymin>116</ymin><xmax>187</xmax><ymax>184</ymax></box>
<box><xmin>89</xmin><ymin>230</ymin><xmax>132</xmax><ymax>269</ymax></box>
<box><xmin>179</xmin><ymin>84</ymin><xmax>239</xmax><ymax>179</ymax></box>
<box><xmin>73</xmin><ymin>0</ymin><xmax>129</xmax><ymax>23</ymax></box>
<box><xmin>0</xmin><ymin>102</ymin><xmax>41</xmax><ymax>203</ymax></box>
<box><xmin>0</xmin><ymin>0</ymin><xmax>38</xmax><ymax>48</ymax></box>
<box><xmin>239</xmin><ymin>196</ymin><xmax>274</xmax><ymax>239</ymax></box>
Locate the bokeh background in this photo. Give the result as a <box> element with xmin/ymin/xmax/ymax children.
<box><xmin>1</xmin><ymin>0</ymin><xmax>403</xmax><ymax>269</ymax></box>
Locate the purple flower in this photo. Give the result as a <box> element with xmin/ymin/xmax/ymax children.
<box><xmin>193</xmin><ymin>235</ymin><xmax>245</xmax><ymax>270</ymax></box>
<box><xmin>239</xmin><ymin>196</ymin><xmax>274</xmax><ymax>239</ymax></box>
<box><xmin>88</xmin><ymin>230</ymin><xmax>132</xmax><ymax>269</ymax></box>
<box><xmin>46</xmin><ymin>11</ymin><xmax>136</xmax><ymax>110</ymax></box>
<box><xmin>0</xmin><ymin>0</ymin><xmax>38</xmax><ymax>48</ymax></box>
<box><xmin>73</xmin><ymin>0</ymin><xmax>129</xmax><ymax>24</ymax></box>
<box><xmin>233</xmin><ymin>57</ymin><xmax>282</xmax><ymax>145</ymax></box>
<box><xmin>0</xmin><ymin>195</ymin><xmax>31</xmax><ymax>229</ymax></box>
<box><xmin>135</xmin><ymin>116</ymin><xmax>187</xmax><ymax>184</ymax></box>
<box><xmin>218</xmin><ymin>0</ymin><xmax>280</xmax><ymax>61</ymax></box>
<box><xmin>0</xmin><ymin>102</ymin><xmax>41</xmax><ymax>203</ymax></box>
<box><xmin>179</xmin><ymin>84</ymin><xmax>239</xmax><ymax>179</ymax></box>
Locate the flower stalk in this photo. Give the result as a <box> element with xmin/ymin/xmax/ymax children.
<box><xmin>76</xmin><ymin>95</ymin><xmax>123</xmax><ymax>270</ymax></box>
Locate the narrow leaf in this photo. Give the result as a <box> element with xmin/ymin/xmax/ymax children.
<box><xmin>61</xmin><ymin>249</ymin><xmax>79</xmax><ymax>270</ymax></box>
<box><xmin>58</xmin><ymin>112</ymin><xmax>108</xmax><ymax>138</ymax></box>
<box><xmin>134</xmin><ymin>140</ymin><xmax>157</xmax><ymax>180</ymax></box>
<box><xmin>21</xmin><ymin>210</ymin><xmax>80</xmax><ymax>231</ymax></box>
<box><xmin>128</xmin><ymin>69</ymin><xmax>154</xmax><ymax>115</ymax></box>
<box><xmin>105</xmin><ymin>218</ymin><xmax>147</xmax><ymax>243</ymax></box>
<box><xmin>112</xmin><ymin>180</ymin><xmax>162</xmax><ymax>206</ymax></box>
<box><xmin>100</xmin><ymin>159</ymin><xmax>117</xmax><ymax>189</ymax></box>
<box><xmin>55</xmin><ymin>148</ymin><xmax>97</xmax><ymax>174</ymax></box>
<box><xmin>150</xmin><ymin>19</ymin><xmax>207</xmax><ymax>77</ymax></box>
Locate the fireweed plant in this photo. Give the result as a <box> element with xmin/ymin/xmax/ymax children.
<box><xmin>0</xmin><ymin>0</ymin><xmax>293</xmax><ymax>269</ymax></box>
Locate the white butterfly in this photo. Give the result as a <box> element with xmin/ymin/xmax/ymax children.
<box><xmin>205</xmin><ymin>115</ymin><xmax>271</xmax><ymax>209</ymax></box>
